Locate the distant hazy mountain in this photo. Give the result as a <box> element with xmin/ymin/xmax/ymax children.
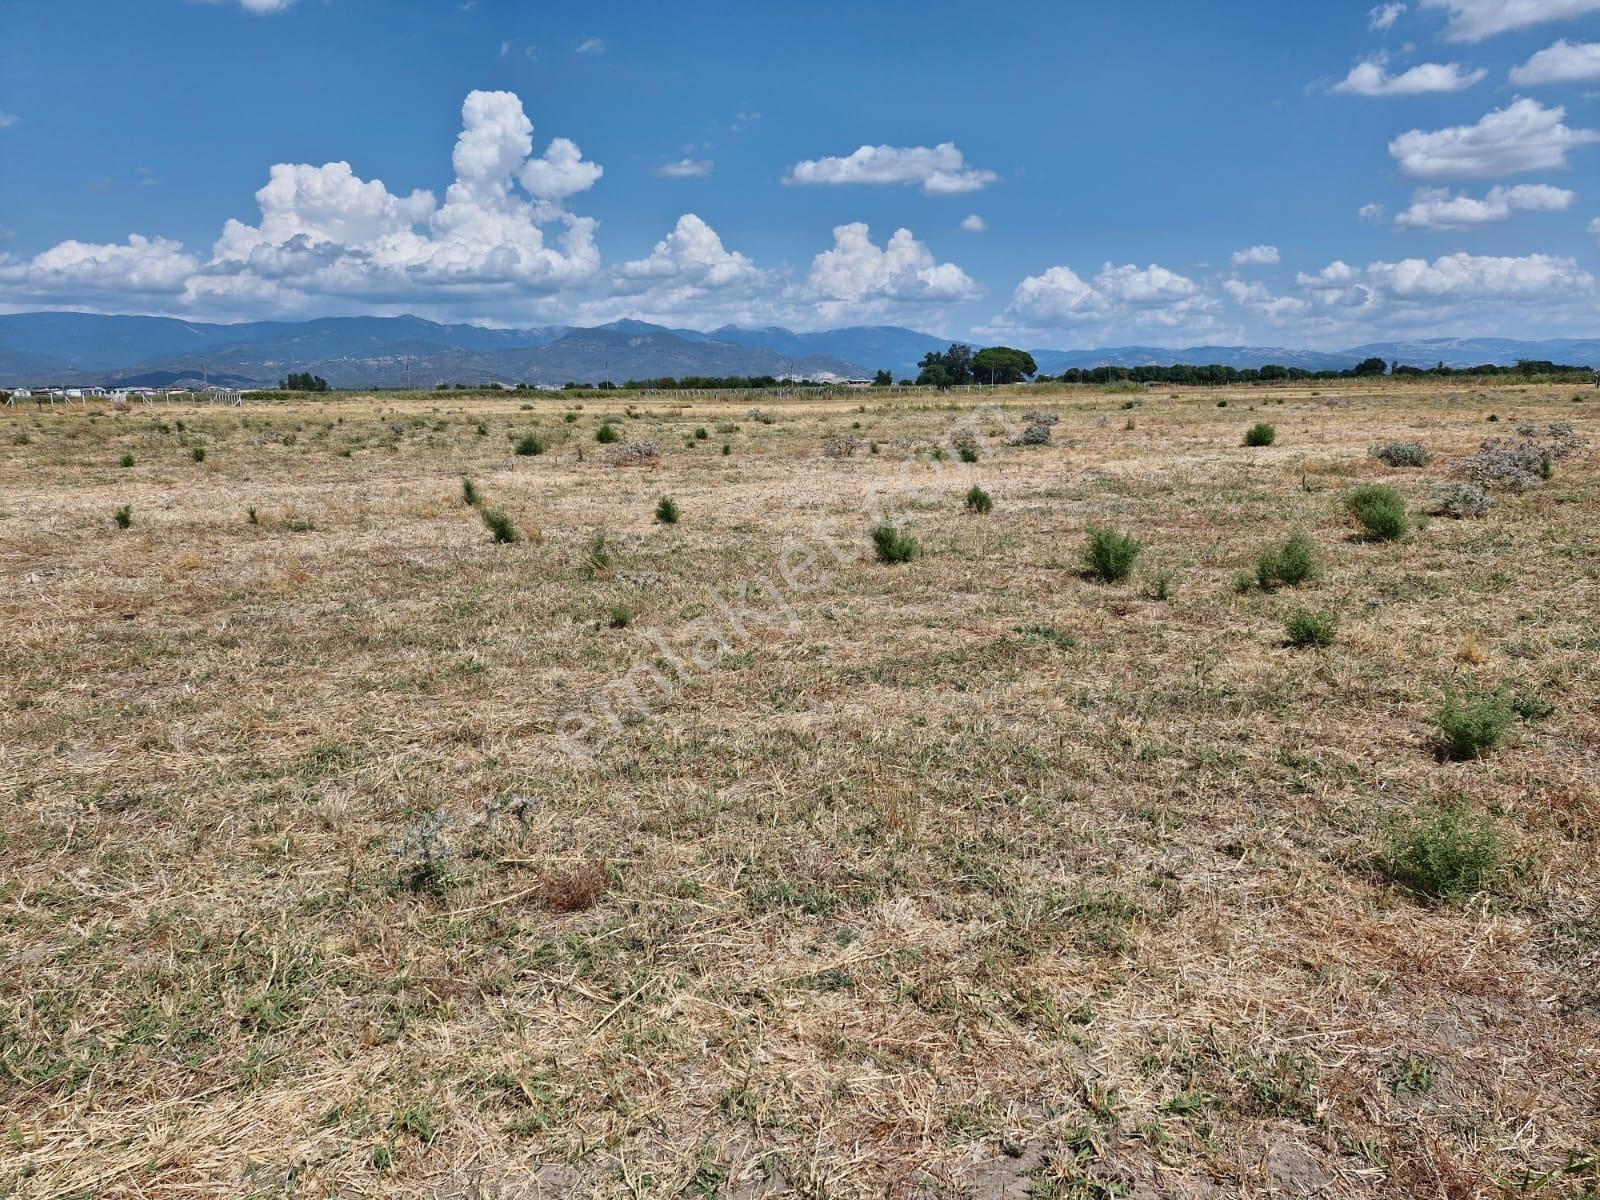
<box><xmin>1</xmin><ymin>311</ymin><xmax>1596</xmax><ymax>388</ymax></box>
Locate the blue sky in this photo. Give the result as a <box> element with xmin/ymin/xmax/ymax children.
<box><xmin>2</xmin><ymin>0</ymin><xmax>1598</xmax><ymax>347</ymax></box>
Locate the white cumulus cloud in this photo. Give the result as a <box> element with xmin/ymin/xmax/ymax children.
<box><xmin>1510</xmin><ymin>39</ymin><xmax>1600</xmax><ymax>84</ymax></box>
<box><xmin>1420</xmin><ymin>0</ymin><xmax>1600</xmax><ymax>41</ymax></box>
<box><xmin>1231</xmin><ymin>244</ymin><xmax>1281</xmax><ymax>267</ymax></box>
<box><xmin>1332</xmin><ymin>58</ymin><xmax>1486</xmax><ymax>95</ymax></box>
<box><xmin>1394</xmin><ymin>183</ymin><xmax>1575</xmax><ymax>229</ymax></box>
<box><xmin>1371</xmin><ymin>2</ymin><xmax>1408</xmax><ymax>28</ymax></box>
<box><xmin>803</xmin><ymin>223</ymin><xmax>981</xmax><ymax>321</ymax></box>
<box><xmin>982</xmin><ymin>261</ymin><xmax>1223</xmax><ymax>342</ymax></box>
<box><xmin>656</xmin><ymin>158</ymin><xmax>713</xmax><ymax>178</ymax></box>
<box><xmin>960</xmin><ymin>214</ymin><xmax>988</xmax><ymax>233</ymax></box>
<box><xmin>784</xmin><ymin>143</ymin><xmax>998</xmax><ymax>195</ymax></box>
<box><xmin>1388</xmin><ymin>98</ymin><xmax>1600</xmax><ymax>178</ymax></box>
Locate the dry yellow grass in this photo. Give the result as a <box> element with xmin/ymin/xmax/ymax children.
<box><xmin>1</xmin><ymin>381</ymin><xmax>1596</xmax><ymax>1198</ymax></box>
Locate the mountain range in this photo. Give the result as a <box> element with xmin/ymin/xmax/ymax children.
<box><xmin>1</xmin><ymin>312</ymin><xmax>1596</xmax><ymax>389</ymax></box>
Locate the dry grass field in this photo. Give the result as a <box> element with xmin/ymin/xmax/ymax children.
<box><xmin>2</xmin><ymin>380</ymin><xmax>1597</xmax><ymax>1199</ymax></box>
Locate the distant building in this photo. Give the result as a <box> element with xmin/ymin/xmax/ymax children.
<box><xmin>841</xmin><ymin>379</ymin><xmax>875</xmax><ymax>388</ymax></box>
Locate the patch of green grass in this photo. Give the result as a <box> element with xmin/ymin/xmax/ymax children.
<box><xmin>1436</xmin><ymin>691</ymin><xmax>1513</xmax><ymax>760</ymax></box>
<box><xmin>119</xmin><ymin>452</ymin><xmax>135</xmax><ymax>468</ymax></box>
<box><xmin>514</xmin><ymin>433</ymin><xmax>545</xmax><ymax>456</ymax></box>
<box><xmin>479</xmin><ymin>507</ymin><xmax>520</xmax><ymax>545</ymax></box>
<box><xmin>1284</xmin><ymin>609</ymin><xmax>1337</xmax><ymax>648</ymax></box>
<box><xmin>1243</xmin><ymin>422</ymin><xmax>1276</xmax><ymax>447</ymax></box>
<box><xmin>871</xmin><ymin>523</ymin><xmax>921</xmax><ymax>564</ymax></box>
<box><xmin>655</xmin><ymin>496</ymin><xmax>680</xmax><ymax>524</ymax></box>
<box><xmin>964</xmin><ymin>484</ymin><xmax>993</xmax><ymax>514</ymax></box>
<box><xmin>1346</xmin><ymin>484</ymin><xmax>1408</xmax><ymax>541</ymax></box>
<box><xmin>608</xmin><ymin>605</ymin><xmax>633</xmax><ymax>629</ymax></box>
<box><xmin>1020</xmin><ymin>625</ymin><xmax>1077</xmax><ymax>651</ymax></box>
<box><xmin>583</xmin><ymin>529</ymin><xmax>612</xmax><ymax>577</ymax></box>
<box><xmin>1081</xmin><ymin>527</ymin><xmax>1142</xmax><ymax>582</ymax></box>
<box><xmin>461</xmin><ymin>476</ymin><xmax>480</xmax><ymax>507</ymax></box>
<box><xmin>113</xmin><ymin>505</ymin><xmax>132</xmax><ymax>530</ymax></box>
<box><xmin>1255</xmin><ymin>532</ymin><xmax>1318</xmax><ymax>590</ymax></box>
<box><xmin>595</xmin><ymin>422</ymin><xmax>620</xmax><ymax>444</ymax></box>
<box><xmin>1382</xmin><ymin>802</ymin><xmax>1501</xmax><ymax>903</ymax></box>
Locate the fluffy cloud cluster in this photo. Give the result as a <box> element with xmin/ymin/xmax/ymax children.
<box><xmin>1510</xmin><ymin>39</ymin><xmax>1600</xmax><ymax>83</ymax></box>
<box><xmin>784</xmin><ymin>143</ymin><xmax>998</xmax><ymax>194</ymax></box>
<box><xmin>983</xmin><ymin>262</ymin><xmax>1223</xmax><ymax>341</ymax></box>
<box><xmin>1332</xmin><ymin>58</ymin><xmax>1486</xmax><ymax>95</ymax></box>
<box><xmin>1370</xmin><ymin>2</ymin><xmax>1408</xmax><ymax>29</ymax></box>
<box><xmin>1420</xmin><ymin>0</ymin><xmax>1600</xmax><ymax>40</ymax></box>
<box><xmin>1231</xmin><ymin>244</ymin><xmax>1280</xmax><ymax>267</ymax></box>
<box><xmin>1394</xmin><ymin>184</ymin><xmax>1575</xmax><ymax>229</ymax></box>
<box><xmin>804</xmin><ymin>223</ymin><xmax>981</xmax><ymax>321</ymax></box>
<box><xmin>1289</xmin><ymin>251</ymin><xmax>1596</xmax><ymax>336</ymax></box>
<box><xmin>1389</xmin><ymin>98</ymin><xmax>1600</xmax><ymax>178</ymax></box>
<box><xmin>0</xmin><ymin>91</ymin><xmax>988</xmax><ymax>330</ymax></box>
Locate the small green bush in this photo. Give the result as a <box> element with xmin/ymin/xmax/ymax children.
<box><xmin>595</xmin><ymin>422</ymin><xmax>620</xmax><ymax>444</ymax></box>
<box><xmin>958</xmin><ymin>444</ymin><xmax>979</xmax><ymax>464</ymax></box>
<box><xmin>1082</xmin><ymin>527</ymin><xmax>1142</xmax><ymax>582</ymax></box>
<box><xmin>608</xmin><ymin>605</ymin><xmax>633</xmax><ymax>629</ymax></box>
<box><xmin>1436</xmin><ymin>691</ymin><xmax>1513</xmax><ymax>760</ymax></box>
<box><xmin>721</xmin><ymin>443</ymin><xmax>731</xmax><ymax>456</ymax></box>
<box><xmin>461</xmin><ymin>477</ymin><xmax>480</xmax><ymax>507</ymax></box>
<box><xmin>871</xmin><ymin>523</ymin><xmax>921</xmax><ymax>564</ymax></box>
<box><xmin>694</xmin><ymin>427</ymin><xmax>708</xmax><ymax>440</ymax></box>
<box><xmin>1382</xmin><ymin>803</ymin><xmax>1501</xmax><ymax>903</ymax></box>
<box><xmin>655</xmin><ymin>496</ymin><xmax>680</xmax><ymax>524</ymax></box>
<box><xmin>479</xmin><ymin>507</ymin><xmax>520</xmax><ymax>544</ymax></box>
<box><xmin>1284</xmin><ymin>609</ymin><xmax>1336</xmax><ymax>648</ymax></box>
<box><xmin>113</xmin><ymin>505</ymin><xmax>132</xmax><ymax>529</ymax></box>
<box><xmin>119</xmin><ymin>452</ymin><xmax>135</xmax><ymax>468</ymax></box>
<box><xmin>514</xmin><ymin>433</ymin><xmax>545</xmax><ymax>456</ymax></box>
<box><xmin>1254</xmin><ymin>532</ymin><xmax>1319</xmax><ymax>590</ymax></box>
<box><xmin>964</xmin><ymin>485</ymin><xmax>993</xmax><ymax>514</ymax></box>
<box><xmin>191</xmin><ymin>446</ymin><xmax>206</xmax><ymax>463</ymax></box>
<box><xmin>1243</xmin><ymin>422</ymin><xmax>1276</xmax><ymax>447</ymax></box>
<box><xmin>583</xmin><ymin>529</ymin><xmax>612</xmax><ymax>577</ymax></box>
<box><xmin>1345</xmin><ymin>484</ymin><xmax>1408</xmax><ymax>541</ymax></box>
<box><xmin>1370</xmin><ymin>441</ymin><xmax>1431</xmax><ymax>468</ymax></box>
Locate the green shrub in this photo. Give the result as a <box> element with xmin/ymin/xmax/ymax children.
<box><xmin>964</xmin><ymin>485</ymin><xmax>993</xmax><ymax>514</ymax></box>
<box><xmin>1382</xmin><ymin>803</ymin><xmax>1501</xmax><ymax>903</ymax></box>
<box><xmin>479</xmin><ymin>507</ymin><xmax>520</xmax><ymax>544</ymax></box>
<box><xmin>1082</xmin><ymin>527</ymin><xmax>1143</xmax><ymax>582</ymax></box>
<box><xmin>871</xmin><ymin>523</ymin><xmax>920</xmax><ymax>564</ymax></box>
<box><xmin>113</xmin><ymin>505</ymin><xmax>132</xmax><ymax>529</ymax></box>
<box><xmin>721</xmin><ymin>443</ymin><xmax>731</xmax><ymax>456</ymax></box>
<box><xmin>461</xmin><ymin>477</ymin><xmax>480</xmax><ymax>507</ymax></box>
<box><xmin>119</xmin><ymin>452</ymin><xmax>135</xmax><ymax>468</ymax></box>
<box><xmin>694</xmin><ymin>427</ymin><xmax>708</xmax><ymax>440</ymax></box>
<box><xmin>1141</xmin><ymin>570</ymin><xmax>1172</xmax><ymax>601</ymax></box>
<box><xmin>1254</xmin><ymin>532</ymin><xmax>1319</xmax><ymax>590</ymax></box>
<box><xmin>1370</xmin><ymin>441</ymin><xmax>1431</xmax><ymax>468</ymax></box>
<box><xmin>1284</xmin><ymin>609</ymin><xmax>1336</xmax><ymax>648</ymax></box>
<box><xmin>514</xmin><ymin>433</ymin><xmax>545</xmax><ymax>456</ymax></box>
<box><xmin>1345</xmin><ymin>484</ymin><xmax>1408</xmax><ymax>541</ymax></box>
<box><xmin>608</xmin><ymin>605</ymin><xmax>633</xmax><ymax>629</ymax></box>
<box><xmin>191</xmin><ymin>446</ymin><xmax>206</xmax><ymax>463</ymax></box>
<box><xmin>583</xmin><ymin>529</ymin><xmax>612</xmax><ymax>577</ymax></box>
<box><xmin>1243</xmin><ymin>422</ymin><xmax>1276</xmax><ymax>447</ymax></box>
<box><xmin>1436</xmin><ymin>691</ymin><xmax>1513</xmax><ymax>760</ymax></box>
<box><xmin>595</xmin><ymin>422</ymin><xmax>620</xmax><ymax>444</ymax></box>
<box><xmin>655</xmin><ymin>496</ymin><xmax>680</xmax><ymax>524</ymax></box>
<box><xmin>958</xmin><ymin>444</ymin><xmax>979</xmax><ymax>463</ymax></box>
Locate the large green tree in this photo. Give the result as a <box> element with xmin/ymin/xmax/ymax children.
<box><xmin>972</xmin><ymin>346</ymin><xmax>1038</xmax><ymax>384</ymax></box>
